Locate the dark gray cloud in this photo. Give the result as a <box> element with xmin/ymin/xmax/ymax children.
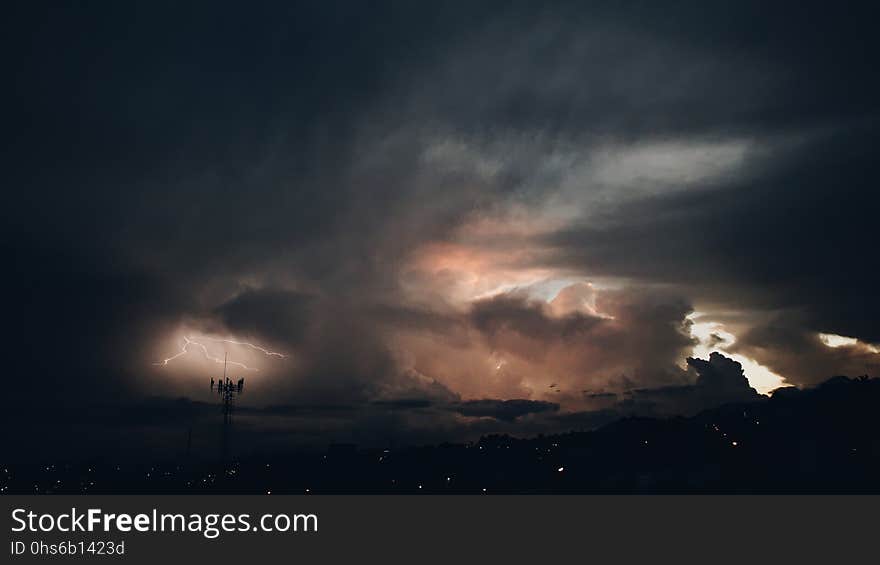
<box><xmin>731</xmin><ymin>316</ymin><xmax>880</xmax><ymax>387</ymax></box>
<box><xmin>452</xmin><ymin>399</ymin><xmax>560</xmax><ymax>422</ymax></box>
<box><xmin>214</xmin><ymin>288</ymin><xmax>315</xmax><ymax>345</ymax></box>
<box><xmin>540</xmin><ymin>126</ymin><xmax>880</xmax><ymax>347</ymax></box>
<box><xmin>577</xmin><ymin>353</ymin><xmax>761</xmax><ymax>418</ymax></box>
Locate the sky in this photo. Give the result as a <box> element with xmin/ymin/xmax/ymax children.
<box><xmin>4</xmin><ymin>1</ymin><xmax>879</xmax><ymax>458</ymax></box>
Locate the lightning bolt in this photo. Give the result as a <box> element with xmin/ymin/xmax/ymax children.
<box><xmin>197</xmin><ymin>337</ymin><xmax>287</xmax><ymax>358</ymax></box>
<box><xmin>155</xmin><ymin>336</ymin><xmax>286</xmax><ymax>372</ymax></box>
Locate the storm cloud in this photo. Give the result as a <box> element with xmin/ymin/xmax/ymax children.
<box><xmin>4</xmin><ymin>1</ymin><xmax>879</xmax><ymax>458</ymax></box>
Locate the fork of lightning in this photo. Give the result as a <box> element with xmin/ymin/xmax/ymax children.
<box><xmin>155</xmin><ymin>335</ymin><xmax>286</xmax><ymax>372</ymax></box>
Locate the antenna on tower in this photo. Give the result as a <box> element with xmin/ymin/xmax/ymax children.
<box><xmin>213</xmin><ymin>350</ymin><xmax>244</xmax><ymax>461</ymax></box>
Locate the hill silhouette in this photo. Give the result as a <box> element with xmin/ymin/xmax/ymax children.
<box><xmin>4</xmin><ymin>375</ymin><xmax>878</xmax><ymax>494</ymax></box>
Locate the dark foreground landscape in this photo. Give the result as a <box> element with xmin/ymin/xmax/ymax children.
<box><xmin>3</xmin><ymin>375</ymin><xmax>879</xmax><ymax>494</ymax></box>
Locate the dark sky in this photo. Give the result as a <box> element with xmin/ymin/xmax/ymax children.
<box><xmin>4</xmin><ymin>1</ymin><xmax>879</xmax><ymax>459</ymax></box>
